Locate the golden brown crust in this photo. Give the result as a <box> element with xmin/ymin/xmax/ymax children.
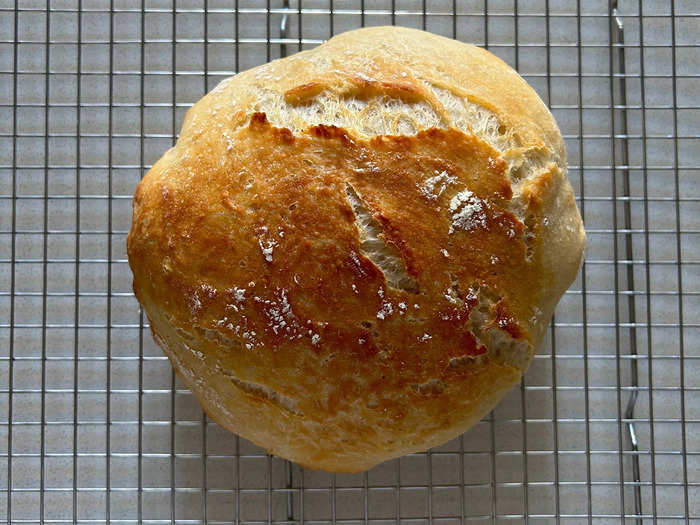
<box><xmin>128</xmin><ymin>26</ymin><xmax>585</xmax><ymax>472</ymax></box>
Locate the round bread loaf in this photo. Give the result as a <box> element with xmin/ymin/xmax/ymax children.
<box><xmin>128</xmin><ymin>26</ymin><xmax>585</xmax><ymax>472</ymax></box>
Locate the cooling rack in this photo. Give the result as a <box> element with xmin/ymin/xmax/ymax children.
<box><xmin>1</xmin><ymin>0</ymin><xmax>698</xmax><ymax>523</ymax></box>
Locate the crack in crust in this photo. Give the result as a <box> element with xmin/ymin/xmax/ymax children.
<box><xmin>440</xmin><ymin>279</ymin><xmax>533</xmax><ymax>371</ymax></box>
<box><xmin>344</xmin><ymin>183</ymin><xmax>420</xmax><ymax>294</ymax></box>
<box><xmin>220</xmin><ymin>369</ymin><xmax>303</xmax><ymax>416</ymax></box>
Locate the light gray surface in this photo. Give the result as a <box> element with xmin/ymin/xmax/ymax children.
<box><xmin>0</xmin><ymin>0</ymin><xmax>698</xmax><ymax>523</ymax></box>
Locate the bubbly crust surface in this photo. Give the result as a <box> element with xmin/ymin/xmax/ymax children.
<box><xmin>127</xmin><ymin>26</ymin><xmax>585</xmax><ymax>472</ymax></box>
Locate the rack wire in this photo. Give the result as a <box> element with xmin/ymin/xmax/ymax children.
<box><xmin>1</xmin><ymin>0</ymin><xmax>698</xmax><ymax>523</ymax></box>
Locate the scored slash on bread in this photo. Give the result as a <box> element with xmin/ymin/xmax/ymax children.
<box><xmin>127</xmin><ymin>26</ymin><xmax>585</xmax><ymax>472</ymax></box>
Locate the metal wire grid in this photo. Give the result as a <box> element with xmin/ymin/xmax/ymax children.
<box><xmin>0</xmin><ymin>0</ymin><xmax>698</xmax><ymax>522</ymax></box>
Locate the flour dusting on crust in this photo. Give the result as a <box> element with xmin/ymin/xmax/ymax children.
<box><xmin>449</xmin><ymin>190</ymin><xmax>488</xmax><ymax>233</ymax></box>
<box><xmin>419</xmin><ymin>170</ymin><xmax>457</xmax><ymax>201</ymax></box>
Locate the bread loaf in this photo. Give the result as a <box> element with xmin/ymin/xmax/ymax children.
<box><xmin>127</xmin><ymin>26</ymin><xmax>585</xmax><ymax>472</ymax></box>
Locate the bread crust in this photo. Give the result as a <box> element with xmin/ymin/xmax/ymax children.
<box><xmin>128</xmin><ymin>26</ymin><xmax>585</xmax><ymax>472</ymax></box>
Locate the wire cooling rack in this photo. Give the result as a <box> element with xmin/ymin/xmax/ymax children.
<box><xmin>1</xmin><ymin>0</ymin><xmax>698</xmax><ymax>523</ymax></box>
